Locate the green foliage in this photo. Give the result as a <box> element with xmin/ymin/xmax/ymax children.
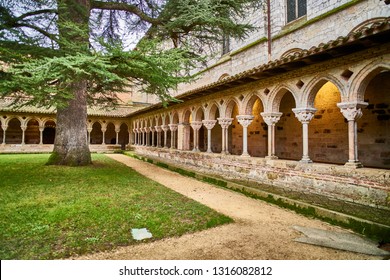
<box><xmin>0</xmin><ymin>154</ymin><xmax>232</xmax><ymax>259</ymax></box>
<box><xmin>0</xmin><ymin>0</ymin><xmax>261</xmax><ymax>108</ymax></box>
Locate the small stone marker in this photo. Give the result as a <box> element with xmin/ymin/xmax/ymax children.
<box><xmin>131</xmin><ymin>228</ymin><xmax>153</xmax><ymax>241</ymax></box>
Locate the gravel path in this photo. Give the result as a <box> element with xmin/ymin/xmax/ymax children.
<box><xmin>72</xmin><ymin>154</ymin><xmax>380</xmax><ymax>260</ymax></box>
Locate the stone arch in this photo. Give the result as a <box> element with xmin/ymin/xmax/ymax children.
<box><xmin>241</xmin><ymin>93</ymin><xmax>265</xmax><ymax>115</ymax></box>
<box><xmin>171</xmin><ymin>111</ymin><xmax>179</xmax><ymax>124</ymax></box>
<box><xmin>349</xmin><ymin>58</ymin><xmax>390</xmax><ymax>102</ymax></box>
<box><xmin>105</xmin><ymin>122</ymin><xmax>116</xmax><ymax>144</ymax></box>
<box><xmin>304</xmin><ymin>75</ymin><xmax>346</xmax><ymax>108</ymax></box>
<box><xmin>193</xmin><ymin>106</ymin><xmax>204</xmax><ymax>121</ymax></box>
<box><xmin>25</xmin><ymin>118</ymin><xmax>41</xmax><ymax>144</ymax></box>
<box><xmin>268</xmin><ymin>84</ymin><xmax>299</xmax><ymax>112</ymax></box>
<box><xmin>118</xmin><ymin>123</ymin><xmax>129</xmax><ymax>148</ymax></box>
<box><xmin>224</xmin><ymin>98</ymin><xmax>239</xmax><ymax>118</ymax></box>
<box><xmin>181</xmin><ymin>108</ymin><xmax>192</xmax><ymax>123</ymax></box>
<box><xmin>309</xmin><ymin>81</ymin><xmax>347</xmax><ymax>164</ymax></box>
<box><xmin>5</xmin><ymin>117</ymin><xmax>22</xmax><ymax>144</ymax></box>
<box><xmin>358</xmin><ymin>69</ymin><xmax>390</xmax><ymax>169</ymax></box>
<box><xmin>43</xmin><ymin>119</ymin><xmax>56</xmax><ymax>144</ymax></box>
<box><xmin>208</xmin><ymin>102</ymin><xmax>221</xmax><ymax>120</ymax></box>
<box><xmin>90</xmin><ymin>121</ymin><xmax>103</xmax><ymax>144</ymax></box>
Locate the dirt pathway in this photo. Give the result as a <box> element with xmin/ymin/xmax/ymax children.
<box><xmin>73</xmin><ymin>154</ymin><xmax>380</xmax><ymax>260</ymax></box>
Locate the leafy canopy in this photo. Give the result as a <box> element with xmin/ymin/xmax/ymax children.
<box><xmin>0</xmin><ymin>0</ymin><xmax>261</xmax><ymax>108</ymax></box>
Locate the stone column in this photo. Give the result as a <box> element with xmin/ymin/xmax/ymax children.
<box><xmin>115</xmin><ymin>125</ymin><xmax>121</xmax><ymax>145</ymax></box>
<box><xmin>190</xmin><ymin>121</ymin><xmax>203</xmax><ymax>152</ymax></box>
<box><xmin>217</xmin><ymin>118</ymin><xmax>233</xmax><ymax>154</ymax></box>
<box><xmin>337</xmin><ymin>102</ymin><xmax>368</xmax><ymax>168</ymax></box>
<box><xmin>293</xmin><ymin>108</ymin><xmax>317</xmax><ymax>163</ymax></box>
<box><xmin>237</xmin><ymin>115</ymin><xmax>254</xmax><ymax>157</ymax></box>
<box><xmin>87</xmin><ymin>127</ymin><xmax>92</xmax><ymax>145</ymax></box>
<box><xmin>150</xmin><ymin>127</ymin><xmax>155</xmax><ymax>147</ymax></box>
<box><xmin>101</xmin><ymin>126</ymin><xmax>107</xmax><ymax>145</ymax></box>
<box><xmin>39</xmin><ymin>126</ymin><xmax>44</xmax><ymax>145</ymax></box>
<box><xmin>261</xmin><ymin>112</ymin><xmax>283</xmax><ymax>159</ymax></box>
<box><xmin>155</xmin><ymin>126</ymin><xmax>162</xmax><ymax>147</ymax></box>
<box><xmin>132</xmin><ymin>128</ymin><xmax>137</xmax><ymax>145</ymax></box>
<box><xmin>162</xmin><ymin>125</ymin><xmax>169</xmax><ymax>148</ymax></box>
<box><xmin>202</xmin><ymin>120</ymin><xmax>217</xmax><ymax>153</ymax></box>
<box><xmin>21</xmin><ymin>125</ymin><xmax>27</xmax><ymax>145</ymax></box>
<box><xmin>144</xmin><ymin>127</ymin><xmax>150</xmax><ymax>146</ymax></box>
<box><xmin>169</xmin><ymin>124</ymin><xmax>178</xmax><ymax>149</ymax></box>
<box><xmin>1</xmin><ymin>125</ymin><xmax>7</xmax><ymax>145</ymax></box>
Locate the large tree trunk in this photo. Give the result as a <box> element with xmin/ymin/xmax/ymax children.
<box><xmin>47</xmin><ymin>0</ymin><xmax>92</xmax><ymax>166</ymax></box>
<box><xmin>48</xmin><ymin>80</ymin><xmax>91</xmax><ymax>166</ymax></box>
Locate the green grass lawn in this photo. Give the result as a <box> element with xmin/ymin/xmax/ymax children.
<box><xmin>0</xmin><ymin>154</ymin><xmax>232</xmax><ymax>259</ymax></box>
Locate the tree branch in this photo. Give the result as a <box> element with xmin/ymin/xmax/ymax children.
<box><xmin>91</xmin><ymin>1</ymin><xmax>161</xmax><ymax>25</ymax></box>
<box><xmin>14</xmin><ymin>9</ymin><xmax>57</xmax><ymax>22</ymax></box>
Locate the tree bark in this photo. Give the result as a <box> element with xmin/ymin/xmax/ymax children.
<box><xmin>48</xmin><ymin>80</ymin><xmax>91</xmax><ymax>166</ymax></box>
<box><xmin>48</xmin><ymin>0</ymin><xmax>92</xmax><ymax>166</ymax></box>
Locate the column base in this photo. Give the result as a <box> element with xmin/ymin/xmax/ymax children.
<box><xmin>192</xmin><ymin>148</ymin><xmax>200</xmax><ymax>152</ymax></box>
<box><xmin>241</xmin><ymin>153</ymin><xmax>251</xmax><ymax>157</ymax></box>
<box><xmin>206</xmin><ymin>149</ymin><xmax>213</xmax><ymax>153</ymax></box>
<box><xmin>345</xmin><ymin>161</ymin><xmax>363</xmax><ymax>168</ymax></box>
<box><xmin>299</xmin><ymin>158</ymin><xmax>313</xmax><ymax>163</ymax></box>
<box><xmin>266</xmin><ymin>155</ymin><xmax>278</xmax><ymax>160</ymax></box>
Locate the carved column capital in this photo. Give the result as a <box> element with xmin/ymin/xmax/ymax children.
<box><xmin>236</xmin><ymin>115</ymin><xmax>254</xmax><ymax>128</ymax></box>
<box><xmin>168</xmin><ymin>124</ymin><xmax>178</xmax><ymax>131</ymax></box>
<box><xmin>217</xmin><ymin>117</ymin><xmax>233</xmax><ymax>129</ymax></box>
<box><xmin>149</xmin><ymin>127</ymin><xmax>155</xmax><ymax>132</ymax></box>
<box><xmin>190</xmin><ymin>121</ymin><xmax>203</xmax><ymax>130</ymax></box>
<box><xmin>144</xmin><ymin>127</ymin><xmax>150</xmax><ymax>133</ymax></box>
<box><xmin>161</xmin><ymin>125</ymin><xmax>169</xmax><ymax>132</ymax></box>
<box><xmin>292</xmin><ymin>108</ymin><xmax>317</xmax><ymax>124</ymax></box>
<box><xmin>337</xmin><ymin>102</ymin><xmax>368</xmax><ymax>121</ymax></box>
<box><xmin>2</xmin><ymin>125</ymin><xmax>8</xmax><ymax>131</ymax></box>
<box><xmin>202</xmin><ymin>120</ymin><xmax>217</xmax><ymax>130</ymax></box>
<box><xmin>154</xmin><ymin>126</ymin><xmax>162</xmax><ymax>132</ymax></box>
<box><xmin>261</xmin><ymin>112</ymin><xmax>283</xmax><ymax>126</ymax></box>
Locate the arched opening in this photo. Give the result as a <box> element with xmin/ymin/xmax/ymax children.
<box><xmin>25</xmin><ymin>119</ymin><xmax>40</xmax><ymax>144</ymax></box>
<box><xmin>90</xmin><ymin>122</ymin><xmax>103</xmax><ymax>144</ymax></box>
<box><xmin>163</xmin><ymin>115</ymin><xmax>171</xmax><ymax>148</ymax></box>
<box><xmin>118</xmin><ymin>123</ymin><xmax>129</xmax><ymax>149</ymax></box>
<box><xmin>310</xmin><ymin>81</ymin><xmax>347</xmax><ymax>164</ymax></box>
<box><xmin>247</xmin><ymin>97</ymin><xmax>267</xmax><ymax>157</ymax></box>
<box><xmin>194</xmin><ymin>108</ymin><xmax>205</xmax><ymax>152</ymax></box>
<box><xmin>6</xmin><ymin>118</ymin><xmax>22</xmax><ymax>144</ymax></box>
<box><xmin>182</xmin><ymin>110</ymin><xmax>192</xmax><ymax>151</ymax></box>
<box><xmin>209</xmin><ymin>104</ymin><xmax>222</xmax><ymax>153</ymax></box>
<box><xmin>275</xmin><ymin>91</ymin><xmax>301</xmax><ymax>160</ymax></box>
<box><xmin>229</xmin><ymin>102</ymin><xmax>240</xmax><ymax>155</ymax></box>
<box><xmin>105</xmin><ymin>123</ymin><xmax>116</xmax><ymax>144</ymax></box>
<box><xmin>359</xmin><ymin>70</ymin><xmax>390</xmax><ymax>169</ymax></box>
<box><xmin>171</xmin><ymin>112</ymin><xmax>179</xmax><ymax>149</ymax></box>
<box><xmin>43</xmin><ymin>120</ymin><xmax>56</xmax><ymax>144</ymax></box>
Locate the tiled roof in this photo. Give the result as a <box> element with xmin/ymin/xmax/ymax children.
<box><xmin>0</xmin><ymin>97</ymin><xmax>147</xmax><ymax>118</ymax></box>
<box><xmin>129</xmin><ymin>17</ymin><xmax>390</xmax><ymax>117</ymax></box>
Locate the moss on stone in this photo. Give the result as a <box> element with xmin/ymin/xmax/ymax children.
<box><xmin>202</xmin><ymin>176</ymin><xmax>228</xmax><ymax>188</ymax></box>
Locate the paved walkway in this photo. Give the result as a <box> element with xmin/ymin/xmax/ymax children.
<box><xmin>73</xmin><ymin>154</ymin><xmax>381</xmax><ymax>260</ymax></box>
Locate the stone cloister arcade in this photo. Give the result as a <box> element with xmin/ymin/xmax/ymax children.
<box><xmin>0</xmin><ymin>114</ymin><xmax>130</xmax><ymax>151</ymax></box>
<box><xmin>131</xmin><ymin>58</ymin><xmax>390</xmax><ymax>170</ymax></box>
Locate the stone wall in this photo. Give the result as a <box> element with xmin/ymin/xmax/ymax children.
<box><xmin>133</xmin><ymin>146</ymin><xmax>390</xmax><ymax>226</ymax></box>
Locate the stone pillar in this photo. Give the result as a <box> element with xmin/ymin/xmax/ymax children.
<box><xmin>162</xmin><ymin>125</ymin><xmax>169</xmax><ymax>148</ymax></box>
<box><xmin>39</xmin><ymin>126</ymin><xmax>44</xmax><ymax>145</ymax></box>
<box><xmin>202</xmin><ymin>120</ymin><xmax>217</xmax><ymax>153</ymax></box>
<box><xmin>337</xmin><ymin>102</ymin><xmax>368</xmax><ymax>168</ymax></box>
<box><xmin>293</xmin><ymin>108</ymin><xmax>316</xmax><ymax>163</ymax></box>
<box><xmin>155</xmin><ymin>126</ymin><xmax>162</xmax><ymax>147</ymax></box>
<box><xmin>169</xmin><ymin>124</ymin><xmax>178</xmax><ymax>149</ymax></box>
<box><xmin>115</xmin><ymin>124</ymin><xmax>121</xmax><ymax>145</ymax></box>
<box><xmin>237</xmin><ymin>115</ymin><xmax>254</xmax><ymax>157</ymax></box>
<box><xmin>21</xmin><ymin>125</ymin><xmax>27</xmax><ymax>145</ymax></box>
<box><xmin>261</xmin><ymin>112</ymin><xmax>282</xmax><ymax>159</ymax></box>
<box><xmin>217</xmin><ymin>118</ymin><xmax>233</xmax><ymax>154</ymax></box>
<box><xmin>190</xmin><ymin>121</ymin><xmax>203</xmax><ymax>152</ymax></box>
<box><xmin>132</xmin><ymin>128</ymin><xmax>137</xmax><ymax>145</ymax></box>
<box><xmin>1</xmin><ymin>125</ymin><xmax>7</xmax><ymax>145</ymax></box>
<box><xmin>101</xmin><ymin>126</ymin><xmax>107</xmax><ymax>145</ymax></box>
<box><xmin>144</xmin><ymin>127</ymin><xmax>150</xmax><ymax>146</ymax></box>
<box><xmin>87</xmin><ymin>127</ymin><xmax>92</xmax><ymax>145</ymax></box>
<box><xmin>150</xmin><ymin>127</ymin><xmax>155</xmax><ymax>147</ymax></box>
